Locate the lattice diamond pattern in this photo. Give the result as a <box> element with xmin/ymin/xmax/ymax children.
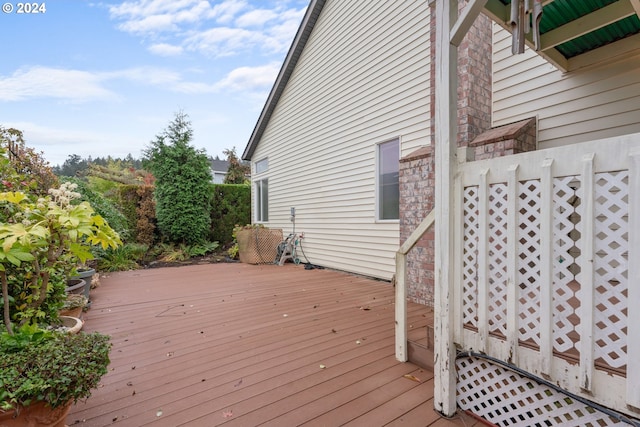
<box><xmin>592</xmin><ymin>171</ymin><xmax>629</xmax><ymax>370</ymax></box>
<box><xmin>488</xmin><ymin>183</ymin><xmax>508</xmax><ymax>337</ymax></box>
<box><xmin>552</xmin><ymin>176</ymin><xmax>581</xmax><ymax>354</ymax></box>
<box><xmin>456</xmin><ymin>356</ymin><xmax>630</xmax><ymax>426</ymax></box>
<box><xmin>518</xmin><ymin>179</ymin><xmax>542</xmax><ymax>347</ymax></box>
<box><xmin>463</xmin><ymin>186</ymin><xmax>479</xmax><ymax>327</ymax></box>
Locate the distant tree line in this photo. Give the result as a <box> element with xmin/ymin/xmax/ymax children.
<box><xmin>53</xmin><ymin>154</ymin><xmax>143</xmax><ymax>177</ymax></box>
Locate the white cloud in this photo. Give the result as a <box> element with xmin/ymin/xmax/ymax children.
<box><xmin>183</xmin><ymin>27</ymin><xmax>263</xmax><ymax>56</ymax></box>
<box><xmin>0</xmin><ymin>67</ymin><xmax>117</xmax><ymax>102</ymax></box>
<box><xmin>4</xmin><ymin>121</ymin><xmax>143</xmax><ymax>166</ymax></box>
<box><xmin>216</xmin><ymin>62</ymin><xmax>280</xmax><ymax>91</ymax></box>
<box><xmin>209</xmin><ymin>0</ymin><xmax>249</xmax><ymax>24</ymax></box>
<box><xmin>235</xmin><ymin>9</ymin><xmax>278</xmax><ymax>27</ymax></box>
<box><xmin>108</xmin><ymin>0</ymin><xmax>306</xmax><ymax>58</ymax></box>
<box><xmin>148</xmin><ymin>43</ymin><xmax>184</xmax><ymax>56</ymax></box>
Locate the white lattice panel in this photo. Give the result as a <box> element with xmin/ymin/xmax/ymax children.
<box><xmin>592</xmin><ymin>171</ymin><xmax>629</xmax><ymax>370</ymax></box>
<box><xmin>518</xmin><ymin>179</ymin><xmax>542</xmax><ymax>347</ymax></box>
<box><xmin>488</xmin><ymin>183</ymin><xmax>508</xmax><ymax>336</ymax></box>
<box><xmin>463</xmin><ymin>186</ymin><xmax>479</xmax><ymax>327</ymax></box>
<box><xmin>552</xmin><ymin>176</ymin><xmax>581</xmax><ymax>354</ymax></box>
<box><xmin>456</xmin><ymin>356</ymin><xmax>631</xmax><ymax>426</ymax></box>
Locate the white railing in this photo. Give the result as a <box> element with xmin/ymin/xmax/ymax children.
<box><xmin>452</xmin><ymin>132</ymin><xmax>640</xmax><ymax>416</ymax></box>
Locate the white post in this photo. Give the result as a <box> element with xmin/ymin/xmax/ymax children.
<box><xmin>477</xmin><ymin>169</ymin><xmax>489</xmax><ymax>353</ymax></box>
<box><xmin>434</xmin><ymin>0</ymin><xmax>458</xmax><ymax>417</ymax></box>
<box><xmin>578</xmin><ymin>153</ymin><xmax>595</xmax><ymax>392</ymax></box>
<box><xmin>539</xmin><ymin>158</ymin><xmax>554</xmax><ymax>375</ymax></box>
<box><xmin>395</xmin><ymin>252</ymin><xmax>408</xmax><ymax>362</ymax></box>
<box><xmin>627</xmin><ymin>148</ymin><xmax>640</xmax><ymax>408</ymax></box>
<box><xmin>506</xmin><ymin>164</ymin><xmax>520</xmax><ymax>364</ymax></box>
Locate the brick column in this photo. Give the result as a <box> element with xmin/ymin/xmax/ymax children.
<box><xmin>399</xmin><ymin>4</ymin><xmax>493</xmax><ymax>306</ymax></box>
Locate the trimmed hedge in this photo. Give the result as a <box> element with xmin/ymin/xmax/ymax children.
<box><xmin>209</xmin><ymin>184</ymin><xmax>250</xmax><ymax>247</ymax></box>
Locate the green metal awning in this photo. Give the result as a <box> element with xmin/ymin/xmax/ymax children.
<box><xmin>484</xmin><ymin>0</ymin><xmax>640</xmax><ymax>72</ymax></box>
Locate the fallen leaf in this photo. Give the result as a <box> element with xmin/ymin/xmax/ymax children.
<box><xmin>319</xmin><ymin>364</ymin><xmax>326</xmax><ymax>369</ymax></box>
<box><xmin>234</xmin><ymin>378</ymin><xmax>243</xmax><ymax>387</ymax></box>
<box><xmin>403</xmin><ymin>374</ymin><xmax>422</xmax><ymax>383</ymax></box>
<box><xmin>156</xmin><ymin>410</ymin><xmax>163</xmax><ymax>417</ymax></box>
<box><xmin>356</xmin><ymin>340</ymin><xmax>361</xmax><ymax>345</ymax></box>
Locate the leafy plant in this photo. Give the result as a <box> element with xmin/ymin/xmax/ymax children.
<box><xmin>0</xmin><ymin>330</ymin><xmax>111</xmax><ymax>410</ymax></box>
<box><xmin>185</xmin><ymin>241</ymin><xmax>219</xmax><ymax>257</ymax></box>
<box><xmin>61</xmin><ymin>294</ymin><xmax>88</xmax><ymax>311</ymax></box>
<box><xmin>0</xmin><ymin>183</ymin><xmax>122</xmax><ymax>334</ymax></box>
<box><xmin>96</xmin><ymin>243</ymin><xmax>148</xmax><ymax>272</ymax></box>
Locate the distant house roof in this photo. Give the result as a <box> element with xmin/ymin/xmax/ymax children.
<box><xmin>211</xmin><ymin>159</ymin><xmax>230</xmax><ymax>172</ymax></box>
<box><xmin>242</xmin><ymin>0</ymin><xmax>327</xmax><ymax>161</ymax></box>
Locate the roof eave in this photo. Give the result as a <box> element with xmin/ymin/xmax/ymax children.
<box><xmin>242</xmin><ymin>0</ymin><xmax>327</xmax><ymax>161</ymax></box>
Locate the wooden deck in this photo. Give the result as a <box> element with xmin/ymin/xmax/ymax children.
<box><xmin>67</xmin><ymin>263</ymin><xmax>482</xmax><ymax>426</ymax></box>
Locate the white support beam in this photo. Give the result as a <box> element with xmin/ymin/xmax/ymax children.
<box><xmin>631</xmin><ymin>0</ymin><xmax>640</xmax><ymax>19</ymax></box>
<box><xmin>395</xmin><ymin>252</ymin><xmax>408</xmax><ymax>362</ymax></box>
<box><xmin>434</xmin><ymin>0</ymin><xmax>460</xmax><ymax>417</ymax></box>
<box><xmin>540</xmin><ymin>0</ymin><xmax>635</xmax><ymax>51</ymax></box>
<box><xmin>578</xmin><ymin>153</ymin><xmax>595</xmax><ymax>392</ymax></box>
<box><xmin>506</xmin><ymin>164</ymin><xmax>520</xmax><ymax>365</ymax></box>
<box><xmin>539</xmin><ymin>158</ymin><xmax>554</xmax><ymax>375</ymax></box>
<box><xmin>627</xmin><ymin>147</ymin><xmax>640</xmax><ymax>409</ymax></box>
<box><xmin>450</xmin><ymin>0</ymin><xmax>488</xmax><ymax>47</ymax></box>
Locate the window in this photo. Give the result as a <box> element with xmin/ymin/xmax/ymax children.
<box><xmin>255</xmin><ymin>158</ymin><xmax>268</xmax><ymax>174</ymax></box>
<box><xmin>377</xmin><ymin>139</ymin><xmax>399</xmax><ymax>220</ymax></box>
<box><xmin>256</xmin><ymin>178</ymin><xmax>269</xmax><ymax>222</ymax></box>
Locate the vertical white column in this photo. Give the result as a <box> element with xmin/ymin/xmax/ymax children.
<box><xmin>477</xmin><ymin>169</ymin><xmax>489</xmax><ymax>353</ymax></box>
<box><xmin>395</xmin><ymin>252</ymin><xmax>407</xmax><ymax>362</ymax></box>
<box><xmin>578</xmin><ymin>153</ymin><xmax>595</xmax><ymax>392</ymax></box>
<box><xmin>539</xmin><ymin>158</ymin><xmax>554</xmax><ymax>375</ymax></box>
<box><xmin>627</xmin><ymin>148</ymin><xmax>640</xmax><ymax>408</ymax></box>
<box><xmin>507</xmin><ymin>164</ymin><xmax>520</xmax><ymax>364</ymax></box>
<box><xmin>434</xmin><ymin>0</ymin><xmax>458</xmax><ymax>417</ymax></box>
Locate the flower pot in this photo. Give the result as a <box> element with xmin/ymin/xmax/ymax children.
<box><xmin>64</xmin><ymin>278</ymin><xmax>85</xmax><ymax>295</ymax></box>
<box><xmin>0</xmin><ymin>400</ymin><xmax>72</xmax><ymax>427</ymax></box>
<box><xmin>71</xmin><ymin>268</ymin><xmax>95</xmax><ymax>305</ymax></box>
<box><xmin>57</xmin><ymin>315</ymin><xmax>83</xmax><ymax>334</ymax></box>
<box><xmin>59</xmin><ymin>306</ymin><xmax>83</xmax><ymax>318</ymax></box>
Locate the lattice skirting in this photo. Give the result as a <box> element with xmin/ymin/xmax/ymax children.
<box><xmin>456</xmin><ymin>356</ymin><xmax>635</xmax><ymax>426</ymax></box>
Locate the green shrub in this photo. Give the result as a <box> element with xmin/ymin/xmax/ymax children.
<box><xmin>0</xmin><ymin>329</ymin><xmax>111</xmax><ymax>410</ymax></box>
<box><xmin>143</xmin><ymin>112</ymin><xmax>211</xmax><ymax>245</ymax></box>
<box><xmin>210</xmin><ymin>184</ymin><xmax>250</xmax><ymax>247</ymax></box>
<box><xmin>97</xmin><ymin>243</ymin><xmax>148</xmax><ymax>272</ymax></box>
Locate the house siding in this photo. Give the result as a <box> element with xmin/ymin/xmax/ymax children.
<box><xmin>250</xmin><ymin>0</ymin><xmax>431</xmax><ymax>280</ymax></box>
<box><xmin>493</xmin><ymin>25</ymin><xmax>640</xmax><ymax>148</ymax></box>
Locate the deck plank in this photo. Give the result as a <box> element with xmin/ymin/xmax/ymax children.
<box><xmin>67</xmin><ymin>263</ymin><xmax>478</xmax><ymax>426</ymax></box>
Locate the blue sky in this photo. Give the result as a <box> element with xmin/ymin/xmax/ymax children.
<box><xmin>0</xmin><ymin>0</ymin><xmax>307</xmax><ymax>166</ymax></box>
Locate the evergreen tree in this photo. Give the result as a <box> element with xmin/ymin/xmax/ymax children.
<box><xmin>143</xmin><ymin>111</ymin><xmax>212</xmax><ymax>245</ymax></box>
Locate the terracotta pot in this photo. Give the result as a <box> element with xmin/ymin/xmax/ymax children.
<box><xmin>0</xmin><ymin>400</ymin><xmax>71</xmax><ymax>427</ymax></box>
<box><xmin>58</xmin><ymin>306</ymin><xmax>82</xmax><ymax>318</ymax></box>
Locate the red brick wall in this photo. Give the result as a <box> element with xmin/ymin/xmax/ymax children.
<box><xmin>399</xmin><ymin>4</ymin><xmax>504</xmax><ymax>306</ymax></box>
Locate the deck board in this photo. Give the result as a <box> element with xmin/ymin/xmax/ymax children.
<box><xmin>67</xmin><ymin>263</ymin><xmax>478</xmax><ymax>426</ymax></box>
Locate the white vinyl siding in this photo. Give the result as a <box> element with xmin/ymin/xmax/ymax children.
<box><xmin>492</xmin><ymin>24</ymin><xmax>640</xmax><ymax>149</ymax></box>
<box><xmin>249</xmin><ymin>0</ymin><xmax>430</xmax><ymax>279</ymax></box>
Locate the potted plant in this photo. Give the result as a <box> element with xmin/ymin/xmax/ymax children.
<box><xmin>0</xmin><ymin>182</ymin><xmax>121</xmax><ymax>425</ymax></box>
<box><xmin>0</xmin><ymin>325</ymin><xmax>111</xmax><ymax>426</ymax></box>
<box><xmin>59</xmin><ymin>293</ymin><xmax>88</xmax><ymax>318</ymax></box>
